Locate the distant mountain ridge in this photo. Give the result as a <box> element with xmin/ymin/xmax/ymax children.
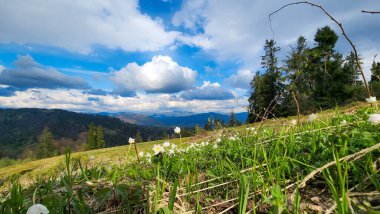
<box><xmin>111</xmin><ymin>112</ymin><xmax>248</xmax><ymax>127</ymax></box>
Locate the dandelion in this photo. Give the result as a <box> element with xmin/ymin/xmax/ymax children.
<box><xmin>340</xmin><ymin>120</ymin><xmax>347</xmax><ymax>126</ymax></box>
<box><xmin>174</xmin><ymin>127</ymin><xmax>181</xmax><ymax>134</ymax></box>
<box><xmin>153</xmin><ymin>144</ymin><xmax>164</xmax><ymax>155</ymax></box>
<box><xmin>215</xmin><ymin>138</ymin><xmax>221</xmax><ymax>143</ymax></box>
<box><xmin>290</xmin><ymin>119</ymin><xmax>297</xmax><ymax>126</ymax></box>
<box><xmin>366</xmin><ymin>96</ymin><xmax>377</xmax><ymax>103</ymax></box>
<box><xmin>163</xmin><ymin>141</ymin><xmax>171</xmax><ymax>147</ymax></box>
<box><xmin>26</xmin><ymin>204</ymin><xmax>49</xmax><ymax>214</ymax></box>
<box><xmin>368</xmin><ymin>114</ymin><xmax>380</xmax><ymax>125</ymax></box>
<box><xmin>308</xmin><ymin>113</ymin><xmax>317</xmax><ymax>122</ymax></box>
<box><xmin>138</xmin><ymin>151</ymin><xmax>144</xmax><ymax>157</ymax></box>
<box><xmin>213</xmin><ymin>144</ymin><xmax>218</xmax><ymax>149</ymax></box>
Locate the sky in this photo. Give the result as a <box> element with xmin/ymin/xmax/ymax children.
<box><xmin>0</xmin><ymin>0</ymin><xmax>379</xmax><ymax>115</ymax></box>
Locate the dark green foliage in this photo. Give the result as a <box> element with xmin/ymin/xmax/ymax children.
<box><xmin>86</xmin><ymin>124</ymin><xmax>106</xmax><ymax>150</ymax></box>
<box><xmin>37</xmin><ymin>127</ymin><xmax>56</xmax><ymax>159</ymax></box>
<box><xmin>135</xmin><ymin>131</ymin><xmax>143</xmax><ymax>143</ymax></box>
<box><xmin>248</xmin><ymin>40</ymin><xmax>283</xmax><ymax>122</ymax></box>
<box><xmin>0</xmin><ymin>108</ymin><xmax>171</xmax><ymax>158</ymax></box>
<box><xmin>248</xmin><ymin>26</ymin><xmax>367</xmax><ymax>122</ymax></box>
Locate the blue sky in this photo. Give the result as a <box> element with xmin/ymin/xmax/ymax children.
<box><xmin>0</xmin><ymin>0</ymin><xmax>379</xmax><ymax>114</ymax></box>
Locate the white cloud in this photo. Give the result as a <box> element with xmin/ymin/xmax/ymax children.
<box><xmin>181</xmin><ymin>81</ymin><xmax>234</xmax><ymax>100</ymax></box>
<box><xmin>111</xmin><ymin>55</ymin><xmax>197</xmax><ymax>96</ymax></box>
<box><xmin>224</xmin><ymin>69</ymin><xmax>253</xmax><ymax>89</ymax></box>
<box><xmin>0</xmin><ymin>0</ymin><xmax>179</xmax><ymax>53</ymax></box>
<box><xmin>0</xmin><ymin>89</ymin><xmax>245</xmax><ymax>114</ymax></box>
<box><xmin>174</xmin><ymin>0</ymin><xmax>380</xmax><ymax>73</ymax></box>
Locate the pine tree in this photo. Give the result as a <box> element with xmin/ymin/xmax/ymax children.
<box><xmin>248</xmin><ymin>40</ymin><xmax>283</xmax><ymax>122</ymax></box>
<box><xmin>86</xmin><ymin>123</ymin><xmax>97</xmax><ymax>150</ymax></box>
<box><xmin>229</xmin><ymin>111</ymin><xmax>237</xmax><ymax>127</ymax></box>
<box><xmin>37</xmin><ymin>127</ymin><xmax>56</xmax><ymax>159</ymax></box>
<box><xmin>96</xmin><ymin>126</ymin><xmax>105</xmax><ymax>148</ymax></box>
<box><xmin>135</xmin><ymin>131</ymin><xmax>143</xmax><ymax>143</ymax></box>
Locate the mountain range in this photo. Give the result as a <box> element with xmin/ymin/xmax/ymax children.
<box><xmin>109</xmin><ymin>112</ymin><xmax>248</xmax><ymax>127</ymax></box>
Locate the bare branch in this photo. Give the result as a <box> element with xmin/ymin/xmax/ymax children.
<box><xmin>269</xmin><ymin>1</ymin><xmax>372</xmax><ymax>97</ymax></box>
<box><xmin>361</xmin><ymin>10</ymin><xmax>380</xmax><ymax>14</ymax></box>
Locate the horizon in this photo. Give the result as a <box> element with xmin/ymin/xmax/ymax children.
<box><xmin>0</xmin><ymin>0</ymin><xmax>379</xmax><ymax>114</ymax></box>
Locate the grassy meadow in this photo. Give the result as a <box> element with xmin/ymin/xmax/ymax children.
<box><xmin>0</xmin><ymin>102</ymin><xmax>379</xmax><ymax>213</ymax></box>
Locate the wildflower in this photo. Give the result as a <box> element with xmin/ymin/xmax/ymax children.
<box><xmin>128</xmin><ymin>137</ymin><xmax>135</xmax><ymax>144</ymax></box>
<box><xmin>138</xmin><ymin>151</ymin><xmax>144</xmax><ymax>157</ymax></box>
<box><xmin>168</xmin><ymin>149</ymin><xmax>175</xmax><ymax>155</ymax></box>
<box><xmin>205</xmin><ymin>141</ymin><xmax>209</xmax><ymax>146</ymax></box>
<box><xmin>366</xmin><ymin>96</ymin><xmax>377</xmax><ymax>103</ymax></box>
<box><xmin>145</xmin><ymin>152</ymin><xmax>152</xmax><ymax>158</ymax></box>
<box><xmin>171</xmin><ymin>144</ymin><xmax>177</xmax><ymax>149</ymax></box>
<box><xmin>290</xmin><ymin>119</ymin><xmax>297</xmax><ymax>126</ymax></box>
<box><xmin>89</xmin><ymin>155</ymin><xmax>95</xmax><ymax>161</ymax></box>
<box><xmin>174</xmin><ymin>126</ymin><xmax>181</xmax><ymax>134</ymax></box>
<box><xmin>229</xmin><ymin>136</ymin><xmax>236</xmax><ymax>141</ymax></box>
<box><xmin>213</xmin><ymin>144</ymin><xmax>218</xmax><ymax>149</ymax></box>
<box><xmin>153</xmin><ymin>144</ymin><xmax>164</xmax><ymax>155</ymax></box>
<box><xmin>26</xmin><ymin>204</ymin><xmax>49</xmax><ymax>214</ymax></box>
<box><xmin>215</xmin><ymin>138</ymin><xmax>221</xmax><ymax>143</ymax></box>
<box><xmin>368</xmin><ymin>114</ymin><xmax>380</xmax><ymax>125</ymax></box>
<box><xmin>340</xmin><ymin>120</ymin><xmax>347</xmax><ymax>126</ymax></box>
<box><xmin>308</xmin><ymin>113</ymin><xmax>317</xmax><ymax>122</ymax></box>
<box><xmin>163</xmin><ymin>141</ymin><xmax>171</xmax><ymax>147</ymax></box>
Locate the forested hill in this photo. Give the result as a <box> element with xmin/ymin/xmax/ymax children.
<box><xmin>0</xmin><ymin>108</ymin><xmax>171</xmax><ymax>158</ymax></box>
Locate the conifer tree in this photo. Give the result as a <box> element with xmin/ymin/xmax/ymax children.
<box><xmin>37</xmin><ymin>127</ymin><xmax>56</xmax><ymax>159</ymax></box>
<box><xmin>86</xmin><ymin>123</ymin><xmax>97</xmax><ymax>150</ymax></box>
<box><xmin>135</xmin><ymin>131</ymin><xmax>143</xmax><ymax>143</ymax></box>
<box><xmin>96</xmin><ymin>126</ymin><xmax>106</xmax><ymax>148</ymax></box>
<box><xmin>229</xmin><ymin>111</ymin><xmax>237</xmax><ymax>127</ymax></box>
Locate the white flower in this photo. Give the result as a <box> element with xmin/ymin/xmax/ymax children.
<box><xmin>163</xmin><ymin>141</ymin><xmax>171</xmax><ymax>147</ymax></box>
<box><xmin>340</xmin><ymin>120</ymin><xmax>347</xmax><ymax>126</ymax></box>
<box><xmin>153</xmin><ymin>144</ymin><xmax>164</xmax><ymax>155</ymax></box>
<box><xmin>174</xmin><ymin>126</ymin><xmax>181</xmax><ymax>134</ymax></box>
<box><xmin>168</xmin><ymin>149</ymin><xmax>175</xmax><ymax>155</ymax></box>
<box><xmin>89</xmin><ymin>155</ymin><xmax>95</xmax><ymax>160</ymax></box>
<box><xmin>368</xmin><ymin>114</ymin><xmax>380</xmax><ymax>125</ymax></box>
<box><xmin>27</xmin><ymin>204</ymin><xmax>49</xmax><ymax>214</ymax></box>
<box><xmin>138</xmin><ymin>151</ymin><xmax>144</xmax><ymax>157</ymax></box>
<box><xmin>215</xmin><ymin>138</ymin><xmax>221</xmax><ymax>143</ymax></box>
<box><xmin>229</xmin><ymin>136</ymin><xmax>236</xmax><ymax>141</ymax></box>
<box><xmin>290</xmin><ymin>119</ymin><xmax>297</xmax><ymax>126</ymax></box>
<box><xmin>308</xmin><ymin>113</ymin><xmax>317</xmax><ymax>122</ymax></box>
<box><xmin>213</xmin><ymin>144</ymin><xmax>218</xmax><ymax>149</ymax></box>
<box><xmin>128</xmin><ymin>137</ymin><xmax>135</xmax><ymax>144</ymax></box>
<box><xmin>205</xmin><ymin>141</ymin><xmax>209</xmax><ymax>146</ymax></box>
<box><xmin>145</xmin><ymin>152</ymin><xmax>152</xmax><ymax>158</ymax></box>
<box><xmin>171</xmin><ymin>144</ymin><xmax>177</xmax><ymax>149</ymax></box>
<box><xmin>366</xmin><ymin>96</ymin><xmax>377</xmax><ymax>103</ymax></box>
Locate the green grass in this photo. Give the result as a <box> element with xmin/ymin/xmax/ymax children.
<box><xmin>1</xmin><ymin>101</ymin><xmax>379</xmax><ymax>213</ymax></box>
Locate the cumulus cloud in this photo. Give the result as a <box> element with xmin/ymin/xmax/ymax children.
<box><xmin>181</xmin><ymin>81</ymin><xmax>234</xmax><ymax>100</ymax></box>
<box><xmin>224</xmin><ymin>69</ymin><xmax>253</xmax><ymax>89</ymax></box>
<box><xmin>111</xmin><ymin>55</ymin><xmax>197</xmax><ymax>96</ymax></box>
<box><xmin>0</xmin><ymin>55</ymin><xmax>90</xmax><ymax>90</ymax></box>
<box><xmin>174</xmin><ymin>0</ymin><xmax>380</xmax><ymax>77</ymax></box>
<box><xmin>0</xmin><ymin>0</ymin><xmax>179</xmax><ymax>53</ymax></box>
<box><xmin>0</xmin><ymin>89</ymin><xmax>245</xmax><ymax>114</ymax></box>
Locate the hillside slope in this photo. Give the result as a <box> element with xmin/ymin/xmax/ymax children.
<box><xmin>0</xmin><ymin>108</ymin><xmax>171</xmax><ymax>158</ymax></box>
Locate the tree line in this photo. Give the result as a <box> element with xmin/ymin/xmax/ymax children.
<box><xmin>247</xmin><ymin>26</ymin><xmax>379</xmax><ymax>122</ymax></box>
